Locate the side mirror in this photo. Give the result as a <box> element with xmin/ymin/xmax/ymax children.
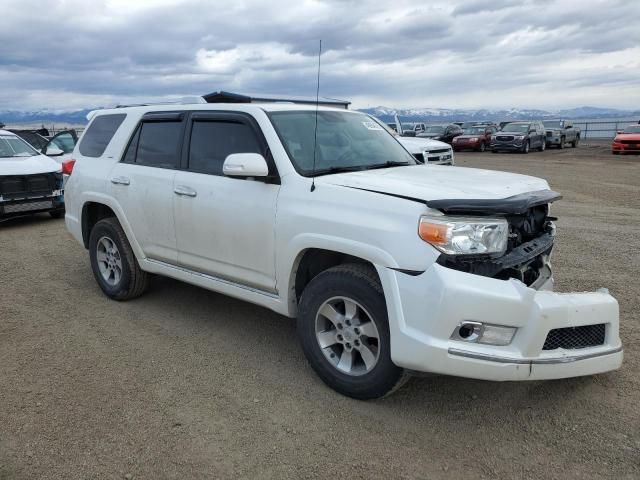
<box><xmin>223</xmin><ymin>153</ymin><xmax>269</xmax><ymax>177</ymax></box>
<box><xmin>45</xmin><ymin>146</ymin><xmax>64</xmax><ymax>156</ymax></box>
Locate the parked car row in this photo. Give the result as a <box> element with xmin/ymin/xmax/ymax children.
<box><xmin>395</xmin><ymin>118</ymin><xmax>583</xmax><ymax>154</ymax></box>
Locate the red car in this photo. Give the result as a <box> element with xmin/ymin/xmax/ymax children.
<box><xmin>612</xmin><ymin>124</ymin><xmax>640</xmax><ymax>154</ymax></box>
<box><xmin>452</xmin><ymin>125</ymin><xmax>498</xmax><ymax>152</ymax></box>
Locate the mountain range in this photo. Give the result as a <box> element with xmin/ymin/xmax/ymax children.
<box><xmin>1</xmin><ymin>105</ymin><xmax>638</xmax><ymax>127</ymax></box>
<box><xmin>358</xmin><ymin>106</ymin><xmax>640</xmax><ymax>123</ymax></box>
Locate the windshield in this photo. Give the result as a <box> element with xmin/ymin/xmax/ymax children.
<box><xmin>502</xmin><ymin>123</ymin><xmax>531</xmax><ymax>133</ymax></box>
<box><xmin>462</xmin><ymin>127</ymin><xmax>486</xmax><ymax>134</ymax></box>
<box><xmin>543</xmin><ymin>121</ymin><xmax>563</xmax><ymax>128</ymax></box>
<box><xmin>623</xmin><ymin>125</ymin><xmax>640</xmax><ymax>133</ymax></box>
<box><xmin>0</xmin><ymin>136</ymin><xmax>39</xmax><ymax>157</ymax></box>
<box><xmin>269</xmin><ymin>111</ymin><xmax>416</xmax><ymax>176</ymax></box>
<box><xmin>425</xmin><ymin>126</ymin><xmax>445</xmax><ymax>133</ymax></box>
<box><xmin>401</xmin><ymin>123</ymin><xmax>415</xmax><ymax>131</ymax></box>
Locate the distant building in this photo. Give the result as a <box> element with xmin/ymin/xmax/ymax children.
<box><xmin>202</xmin><ymin>91</ymin><xmax>351</xmax><ymax>109</ymax></box>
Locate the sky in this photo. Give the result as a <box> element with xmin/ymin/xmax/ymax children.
<box><xmin>1</xmin><ymin>0</ymin><xmax>639</xmax><ymax>112</ymax></box>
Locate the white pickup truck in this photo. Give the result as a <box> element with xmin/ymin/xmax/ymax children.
<box><xmin>64</xmin><ymin>101</ymin><xmax>622</xmax><ymax>399</ymax></box>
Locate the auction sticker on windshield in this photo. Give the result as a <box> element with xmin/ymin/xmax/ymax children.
<box><xmin>363</xmin><ymin>121</ymin><xmax>383</xmax><ymax>130</ymax></box>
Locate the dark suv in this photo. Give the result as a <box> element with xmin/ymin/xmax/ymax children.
<box><xmin>417</xmin><ymin>123</ymin><xmax>463</xmax><ymax>144</ymax></box>
<box><xmin>491</xmin><ymin>121</ymin><xmax>546</xmax><ymax>153</ymax></box>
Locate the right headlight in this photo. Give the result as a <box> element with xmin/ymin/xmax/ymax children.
<box><xmin>418</xmin><ymin>216</ymin><xmax>508</xmax><ymax>255</ymax></box>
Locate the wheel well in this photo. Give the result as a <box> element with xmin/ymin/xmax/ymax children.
<box><xmin>81</xmin><ymin>202</ymin><xmax>116</xmax><ymax>248</ymax></box>
<box><xmin>293</xmin><ymin>249</ymin><xmax>378</xmax><ymax>304</ymax></box>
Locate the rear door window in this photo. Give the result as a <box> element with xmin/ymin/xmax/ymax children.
<box><xmin>134</xmin><ymin>121</ymin><xmax>183</xmax><ymax>169</ymax></box>
<box><xmin>79</xmin><ymin>114</ymin><xmax>126</xmax><ymax>157</ymax></box>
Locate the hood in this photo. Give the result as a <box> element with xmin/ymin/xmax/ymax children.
<box><xmin>397</xmin><ymin>136</ymin><xmax>450</xmax><ymax>153</ymax></box>
<box><xmin>454</xmin><ymin>134</ymin><xmax>482</xmax><ymax>140</ymax></box>
<box><xmin>418</xmin><ymin>133</ymin><xmax>442</xmax><ymax>139</ymax></box>
<box><xmin>615</xmin><ymin>132</ymin><xmax>640</xmax><ymax>140</ymax></box>
<box><xmin>316</xmin><ymin>165</ymin><xmax>550</xmax><ymax>203</ymax></box>
<box><xmin>0</xmin><ymin>154</ymin><xmax>62</xmax><ymax>176</ymax></box>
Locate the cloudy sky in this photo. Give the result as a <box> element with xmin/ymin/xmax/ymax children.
<box><xmin>1</xmin><ymin>0</ymin><xmax>639</xmax><ymax>112</ymax></box>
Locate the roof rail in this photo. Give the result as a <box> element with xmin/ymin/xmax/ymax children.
<box><xmin>115</xmin><ymin>96</ymin><xmax>207</xmax><ymax>108</ymax></box>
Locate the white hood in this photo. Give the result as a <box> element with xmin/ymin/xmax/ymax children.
<box><xmin>317</xmin><ymin>165</ymin><xmax>549</xmax><ymax>201</ymax></box>
<box><xmin>0</xmin><ymin>154</ymin><xmax>62</xmax><ymax>176</ymax></box>
<box><xmin>397</xmin><ymin>136</ymin><xmax>450</xmax><ymax>153</ymax></box>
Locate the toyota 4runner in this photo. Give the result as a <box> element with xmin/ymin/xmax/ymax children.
<box><xmin>64</xmin><ymin>101</ymin><xmax>623</xmax><ymax>399</ymax></box>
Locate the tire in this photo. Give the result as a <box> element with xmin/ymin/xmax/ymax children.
<box><xmin>559</xmin><ymin>137</ymin><xmax>565</xmax><ymax>149</ymax></box>
<box><xmin>522</xmin><ymin>141</ymin><xmax>530</xmax><ymax>154</ymax></box>
<box><xmin>539</xmin><ymin>141</ymin><xmax>546</xmax><ymax>152</ymax></box>
<box><xmin>571</xmin><ymin>136</ymin><xmax>579</xmax><ymax>148</ymax></box>
<box><xmin>49</xmin><ymin>209</ymin><xmax>64</xmax><ymax>219</ymax></box>
<box><xmin>492</xmin><ymin>149</ymin><xmax>498</xmax><ymax>153</ymax></box>
<box><xmin>479</xmin><ymin>142</ymin><xmax>486</xmax><ymax>152</ymax></box>
<box><xmin>297</xmin><ymin>263</ymin><xmax>408</xmax><ymax>399</ymax></box>
<box><xmin>89</xmin><ymin>217</ymin><xmax>149</xmax><ymax>301</ymax></box>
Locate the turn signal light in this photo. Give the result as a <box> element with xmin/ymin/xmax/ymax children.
<box><xmin>418</xmin><ymin>219</ymin><xmax>450</xmax><ymax>245</ymax></box>
<box><xmin>62</xmin><ymin>159</ymin><xmax>76</xmax><ymax>175</ymax></box>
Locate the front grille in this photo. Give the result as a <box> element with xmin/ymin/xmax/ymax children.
<box><xmin>546</xmin><ymin>131</ymin><xmax>553</xmax><ymax>137</ymax></box>
<box><xmin>0</xmin><ymin>172</ymin><xmax>61</xmax><ymax>201</ymax></box>
<box><xmin>496</xmin><ymin>135</ymin><xmax>514</xmax><ymax>141</ymax></box>
<box><xmin>542</xmin><ymin>324</ymin><xmax>606</xmax><ymax>350</ymax></box>
<box><xmin>620</xmin><ymin>140</ymin><xmax>640</xmax><ymax>145</ymax></box>
<box><xmin>426</xmin><ymin>148</ymin><xmax>450</xmax><ymax>154</ymax></box>
<box><xmin>4</xmin><ymin>200</ymin><xmax>54</xmax><ymax>213</ymax></box>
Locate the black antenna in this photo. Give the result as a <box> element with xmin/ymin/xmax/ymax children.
<box><xmin>310</xmin><ymin>39</ymin><xmax>322</xmax><ymax>192</ymax></box>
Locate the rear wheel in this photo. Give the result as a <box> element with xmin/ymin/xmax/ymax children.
<box><xmin>539</xmin><ymin>141</ymin><xmax>546</xmax><ymax>152</ymax></box>
<box><xmin>559</xmin><ymin>137</ymin><xmax>565</xmax><ymax>149</ymax></box>
<box><xmin>571</xmin><ymin>136</ymin><xmax>579</xmax><ymax>148</ymax></box>
<box><xmin>297</xmin><ymin>263</ymin><xmax>407</xmax><ymax>399</ymax></box>
<box><xmin>89</xmin><ymin>217</ymin><xmax>149</xmax><ymax>300</ymax></box>
<box><xmin>479</xmin><ymin>142</ymin><xmax>486</xmax><ymax>152</ymax></box>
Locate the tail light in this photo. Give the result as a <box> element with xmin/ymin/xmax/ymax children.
<box><xmin>62</xmin><ymin>159</ymin><xmax>76</xmax><ymax>175</ymax></box>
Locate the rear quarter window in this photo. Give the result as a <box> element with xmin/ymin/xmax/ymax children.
<box><xmin>79</xmin><ymin>113</ymin><xmax>126</xmax><ymax>157</ymax></box>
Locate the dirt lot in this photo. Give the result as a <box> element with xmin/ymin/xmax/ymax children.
<box><xmin>1</xmin><ymin>144</ymin><xmax>639</xmax><ymax>479</ymax></box>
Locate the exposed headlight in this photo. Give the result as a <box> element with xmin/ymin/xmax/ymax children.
<box><xmin>469</xmin><ymin>137</ymin><xmax>479</xmax><ymax>142</ymax></box>
<box><xmin>418</xmin><ymin>216</ymin><xmax>508</xmax><ymax>255</ymax></box>
<box><xmin>514</xmin><ymin>135</ymin><xmax>525</xmax><ymax>140</ymax></box>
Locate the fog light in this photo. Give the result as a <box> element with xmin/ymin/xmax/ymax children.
<box><xmin>451</xmin><ymin>322</ymin><xmax>516</xmax><ymax>346</ymax></box>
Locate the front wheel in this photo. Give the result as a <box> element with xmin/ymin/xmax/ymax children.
<box><xmin>559</xmin><ymin>137</ymin><xmax>565</xmax><ymax>149</ymax></box>
<box><xmin>89</xmin><ymin>217</ymin><xmax>149</xmax><ymax>301</ymax></box>
<box><xmin>539</xmin><ymin>141</ymin><xmax>546</xmax><ymax>152</ymax></box>
<box><xmin>522</xmin><ymin>141</ymin><xmax>530</xmax><ymax>154</ymax></box>
<box><xmin>49</xmin><ymin>209</ymin><xmax>65</xmax><ymax>219</ymax></box>
<box><xmin>297</xmin><ymin>264</ymin><xmax>407</xmax><ymax>399</ymax></box>
<box><xmin>478</xmin><ymin>142</ymin><xmax>486</xmax><ymax>152</ymax></box>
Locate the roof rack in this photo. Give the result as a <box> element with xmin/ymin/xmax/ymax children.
<box><xmin>115</xmin><ymin>96</ymin><xmax>207</xmax><ymax>108</ymax></box>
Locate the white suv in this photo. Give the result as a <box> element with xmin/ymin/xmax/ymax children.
<box><xmin>64</xmin><ymin>101</ymin><xmax>623</xmax><ymax>399</ymax></box>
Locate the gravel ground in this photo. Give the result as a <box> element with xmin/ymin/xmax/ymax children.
<box><xmin>1</xmin><ymin>143</ymin><xmax>639</xmax><ymax>479</ymax></box>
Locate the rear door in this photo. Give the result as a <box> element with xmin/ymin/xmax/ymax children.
<box><xmin>108</xmin><ymin>112</ymin><xmax>185</xmax><ymax>264</ymax></box>
<box><xmin>172</xmin><ymin>111</ymin><xmax>280</xmax><ymax>292</ymax></box>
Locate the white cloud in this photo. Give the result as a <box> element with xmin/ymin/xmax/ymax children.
<box><xmin>0</xmin><ymin>0</ymin><xmax>638</xmax><ymax>112</ymax></box>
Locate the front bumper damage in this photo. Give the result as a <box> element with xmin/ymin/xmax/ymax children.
<box><xmin>381</xmin><ymin>264</ymin><xmax>622</xmax><ymax>381</ymax></box>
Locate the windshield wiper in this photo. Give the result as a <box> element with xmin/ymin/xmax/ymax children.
<box><xmin>311</xmin><ymin>165</ymin><xmax>369</xmax><ymax>176</ymax></box>
<box><xmin>362</xmin><ymin>161</ymin><xmax>410</xmax><ymax>170</ymax></box>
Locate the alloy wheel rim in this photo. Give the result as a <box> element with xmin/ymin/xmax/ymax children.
<box><xmin>314</xmin><ymin>296</ymin><xmax>381</xmax><ymax>376</ymax></box>
<box><xmin>96</xmin><ymin>236</ymin><xmax>123</xmax><ymax>286</ymax></box>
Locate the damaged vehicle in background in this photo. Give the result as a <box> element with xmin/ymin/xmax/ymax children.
<box><xmin>382</xmin><ymin>116</ymin><xmax>453</xmax><ymax>165</ymax></box>
<box><xmin>611</xmin><ymin>124</ymin><xmax>640</xmax><ymax>155</ymax></box>
<box><xmin>64</xmin><ymin>101</ymin><xmax>622</xmax><ymax>399</ymax></box>
<box><xmin>11</xmin><ymin>129</ymin><xmax>78</xmax><ymax>164</ymax></box>
<box><xmin>0</xmin><ymin>129</ymin><xmax>64</xmax><ymax>220</ymax></box>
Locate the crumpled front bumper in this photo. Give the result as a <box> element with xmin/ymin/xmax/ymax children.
<box><xmin>379</xmin><ymin>263</ymin><xmax>623</xmax><ymax>381</ymax></box>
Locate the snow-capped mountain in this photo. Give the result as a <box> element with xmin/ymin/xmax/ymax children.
<box><xmin>358</xmin><ymin>106</ymin><xmax>640</xmax><ymax>123</ymax></box>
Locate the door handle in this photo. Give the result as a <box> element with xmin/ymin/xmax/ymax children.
<box><xmin>110</xmin><ymin>176</ymin><xmax>130</xmax><ymax>186</ymax></box>
<box><xmin>174</xmin><ymin>185</ymin><xmax>197</xmax><ymax>197</ymax></box>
